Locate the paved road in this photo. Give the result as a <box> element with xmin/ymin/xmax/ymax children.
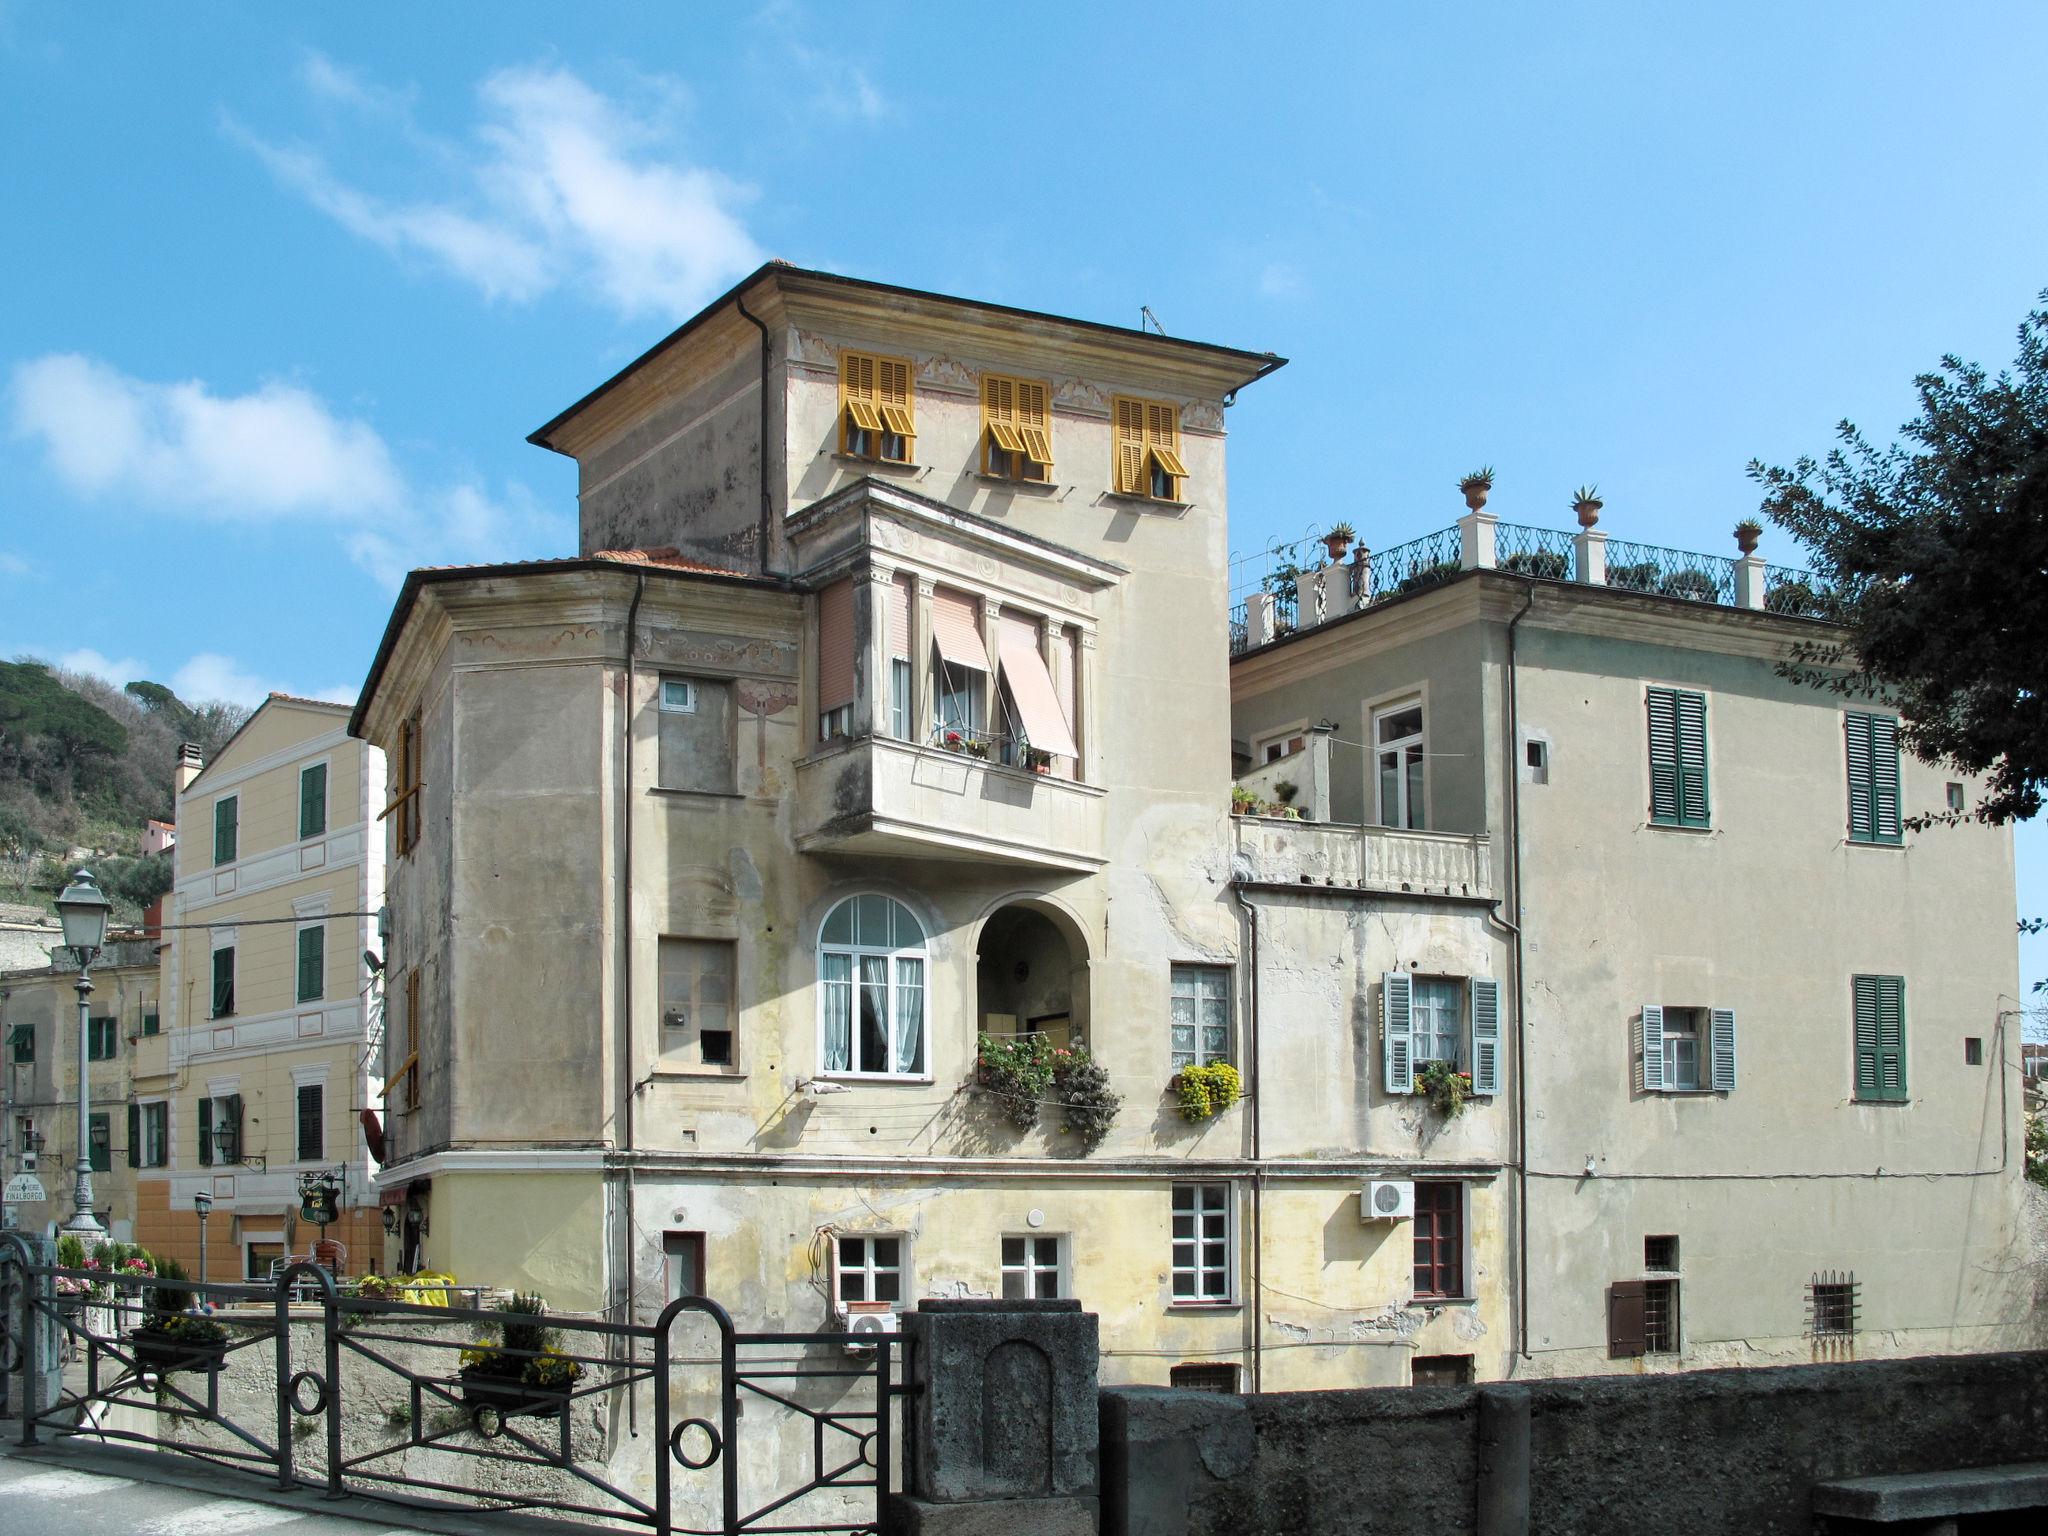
<box><xmin>0</xmin><ymin>1454</ymin><xmax>436</xmax><ymax>1535</ymax></box>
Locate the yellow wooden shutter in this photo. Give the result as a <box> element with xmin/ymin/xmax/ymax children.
<box><xmin>1018</xmin><ymin>380</ymin><xmax>1051</xmax><ymax>468</ymax></box>
<box><xmin>841</xmin><ymin>353</ymin><xmax>882</xmax><ymax>436</ymax></box>
<box><xmin>1113</xmin><ymin>397</ymin><xmax>1146</xmax><ymax>494</ymax></box>
<box><xmin>1145</xmin><ymin>401</ymin><xmax>1188</xmax><ymax>481</ymax></box>
<box><xmin>878</xmin><ymin>357</ymin><xmax>914</xmax><ymax>443</ymax></box>
<box><xmin>985</xmin><ymin>377</ymin><xmax>1024</xmax><ymax>452</ymax></box>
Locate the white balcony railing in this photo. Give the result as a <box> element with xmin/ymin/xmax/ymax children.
<box><xmin>1232</xmin><ymin>817</ymin><xmax>1492</xmax><ymax>900</ymax></box>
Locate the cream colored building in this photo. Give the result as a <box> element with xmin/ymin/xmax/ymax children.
<box><xmin>1230</xmin><ymin>515</ymin><xmax>2033</xmax><ymax>1372</ymax></box>
<box><xmin>139</xmin><ymin>695</ymin><xmax>386</xmax><ymax>1281</ymax></box>
<box><xmin>2</xmin><ymin>938</ymin><xmax>160</xmax><ymax>1241</ymax></box>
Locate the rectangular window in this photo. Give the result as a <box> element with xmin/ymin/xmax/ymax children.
<box><xmin>1170</xmin><ymin>1183</ymin><xmax>1232</xmax><ymax>1303</ymax></box>
<box><xmin>1260</xmin><ymin>732</ymin><xmax>1305</xmax><ymax>764</ymax></box>
<box><xmin>1637</xmin><ymin>1005</ymin><xmax>1737</xmax><ymax>1093</ymax></box>
<box><xmin>1644</xmin><ymin>1234</ymin><xmax>1679</xmax><ymax>1272</ymax></box>
<box><xmin>1809</xmin><ymin>1274</ymin><xmax>1857</xmax><ymax>1336</ymax></box>
<box><xmin>839</xmin><ymin>351</ymin><xmax>915</xmax><ymax>464</ymax></box>
<box><xmin>1169</xmin><ymin>965</ymin><xmax>1231</xmax><ymax>1071</ymax></box>
<box><xmin>1646</xmin><ymin>687</ymin><xmax>1709</xmax><ymax>827</ymax></box>
<box><xmin>836</xmin><ymin>1234</ymin><xmax>904</xmax><ymax>1305</ymax></box>
<box><xmin>659</xmin><ymin>937</ymin><xmax>738</xmax><ymax>1069</ymax></box>
<box><xmin>1412</xmin><ymin>978</ymin><xmax>1462</xmax><ymax>1068</ymax></box>
<box><xmin>1965</xmin><ymin>1036</ymin><xmax>1983</xmax><ymax>1066</ymax></box>
<box><xmin>930</xmin><ymin>587</ymin><xmax>989</xmax><ymax>749</ymax></box>
<box><xmin>88</xmin><ymin>1112</ymin><xmax>110</xmax><ymax>1173</ymax></box>
<box><xmin>1001</xmin><ymin>1235</ymin><xmax>1067</xmax><ymax>1300</ymax></box>
<box><xmin>1410</xmin><ymin>1355</ymin><xmax>1474</xmax><ymax>1387</ymax></box>
<box><xmin>1412</xmin><ymin>1181</ymin><xmax>1464</xmax><ymax>1299</ymax></box>
<box><xmin>142</xmin><ymin>1101</ymin><xmax>168</xmax><ymax>1168</ymax></box>
<box><xmin>664</xmin><ymin>1231</ymin><xmax>707</xmax><ymax>1302</ymax></box>
<box><xmin>87</xmin><ymin>1016</ymin><xmax>117</xmax><ymax>1061</ymax></box>
<box><xmin>297</xmin><ymin>924</ymin><xmax>325</xmax><ymax>1004</ymax></box>
<box><xmin>7</xmin><ymin>1023</ymin><xmax>30</xmax><ymax>1063</ymax></box>
<box><xmin>1844</xmin><ymin>711</ymin><xmax>1903</xmax><ymax>844</ymax></box>
<box><xmin>1373</xmin><ymin>699</ymin><xmax>1426</xmax><ymax>829</ymax></box>
<box><xmin>1112</xmin><ymin>395</ymin><xmax>1186</xmax><ymax>501</ymax></box>
<box><xmin>660</xmin><ymin>678</ymin><xmax>697</xmax><ymax>713</ymax></box>
<box><xmin>890</xmin><ymin>658</ymin><xmax>913</xmax><ymax>741</ymax></box>
<box><xmin>141</xmin><ymin>1008</ymin><xmax>159</xmax><ymax>1037</ymax></box>
<box><xmin>213</xmin><ymin>795</ymin><xmax>239</xmax><ymax>865</ymax></box>
<box><xmin>211</xmin><ymin>946</ymin><xmax>236</xmax><ymax>1018</ymax></box>
<box><xmin>299</xmin><ymin>762</ymin><xmax>328</xmax><ymax>839</ymax></box>
<box><xmin>199</xmin><ymin>1093</ymin><xmax>242</xmax><ymax>1166</ymax></box>
<box><xmin>296</xmin><ymin>1082</ymin><xmax>324</xmax><ymax>1163</ymax></box>
<box><xmin>1643</xmin><ymin>1279</ymin><xmax>1680</xmax><ymax>1354</ymax></box>
<box><xmin>1169</xmin><ymin>1363</ymin><xmax>1240</xmax><ymax>1393</ymax></box>
<box><xmin>1852</xmin><ymin>975</ymin><xmax>1907</xmax><ymax>1102</ymax></box>
<box><xmin>982</xmin><ymin>373</ymin><xmax>1053</xmax><ymax>481</ymax></box>
<box><xmin>658</xmin><ymin>676</ymin><xmax>736</xmax><ymax>792</ymax></box>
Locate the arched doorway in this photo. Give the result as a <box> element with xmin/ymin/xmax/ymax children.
<box><xmin>975</xmin><ymin>901</ymin><xmax>1090</xmax><ymax>1049</ymax></box>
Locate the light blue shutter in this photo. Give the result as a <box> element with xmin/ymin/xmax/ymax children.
<box><xmin>1382</xmin><ymin>972</ymin><xmax>1414</xmax><ymax>1094</ymax></box>
<box><xmin>1639</xmin><ymin>1005</ymin><xmax>1666</xmax><ymax>1092</ymax></box>
<box><xmin>1709</xmin><ymin>1007</ymin><xmax>1737</xmax><ymax>1092</ymax></box>
<box><xmin>1470</xmin><ymin>978</ymin><xmax>1501</xmax><ymax>1095</ymax></box>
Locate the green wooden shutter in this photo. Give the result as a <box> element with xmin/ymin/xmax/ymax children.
<box><xmin>199</xmin><ymin>1099</ymin><xmax>213</xmax><ymax>1166</ymax></box>
<box><xmin>300</xmin><ymin>763</ymin><xmax>328</xmax><ymax>839</ymax></box>
<box><xmin>1382</xmin><ymin>972</ymin><xmax>1414</xmax><ymax>1094</ymax></box>
<box><xmin>297</xmin><ymin>925</ymin><xmax>324</xmax><ymax>1003</ymax></box>
<box><xmin>127</xmin><ymin>1103</ymin><xmax>140</xmax><ymax>1168</ymax></box>
<box><xmin>213</xmin><ymin>796</ymin><xmax>237</xmax><ymax>865</ymax></box>
<box><xmin>1639</xmin><ymin>1005</ymin><xmax>1666</xmax><ymax>1092</ymax></box>
<box><xmin>1647</xmin><ymin>689</ymin><xmax>1681</xmax><ymax>823</ymax></box>
<box><xmin>1470</xmin><ymin>977</ymin><xmax>1501</xmax><ymax>1095</ymax></box>
<box><xmin>1845</xmin><ymin>713</ymin><xmax>1875</xmax><ymax>841</ymax></box>
<box><xmin>1709</xmin><ymin>1008</ymin><xmax>1737</xmax><ymax>1092</ymax></box>
<box><xmin>1876</xmin><ymin>976</ymin><xmax>1906</xmax><ymax>1100</ymax></box>
<box><xmin>1870</xmin><ymin>716</ymin><xmax>1902</xmax><ymax>842</ymax></box>
<box><xmin>1675</xmin><ymin>691</ymin><xmax>1709</xmax><ymax>826</ymax></box>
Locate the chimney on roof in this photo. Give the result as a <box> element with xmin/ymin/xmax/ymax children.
<box><xmin>174</xmin><ymin>742</ymin><xmax>204</xmax><ymax>797</ymax></box>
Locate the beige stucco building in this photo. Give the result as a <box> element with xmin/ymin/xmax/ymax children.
<box><xmin>137</xmin><ymin>694</ymin><xmax>387</xmax><ymax>1281</ymax></box>
<box><xmin>350</xmin><ymin>264</ymin><xmax>2029</xmax><ymax>1395</ymax></box>
<box><xmin>3</xmin><ymin>937</ymin><xmax>160</xmax><ymax>1241</ymax></box>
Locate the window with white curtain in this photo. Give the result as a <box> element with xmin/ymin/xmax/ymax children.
<box><xmin>818</xmin><ymin>895</ymin><xmax>928</xmax><ymax>1077</ymax></box>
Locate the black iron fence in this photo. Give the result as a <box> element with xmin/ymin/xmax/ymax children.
<box><xmin>1</xmin><ymin>1235</ymin><xmax>901</xmax><ymax>1536</ymax></box>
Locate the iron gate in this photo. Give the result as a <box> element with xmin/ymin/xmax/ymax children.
<box><xmin>0</xmin><ymin>1233</ymin><xmax>902</xmax><ymax>1535</ymax></box>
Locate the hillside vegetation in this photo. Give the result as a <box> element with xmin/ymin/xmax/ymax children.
<box><xmin>0</xmin><ymin>657</ymin><xmax>248</xmax><ymax>919</ymax></box>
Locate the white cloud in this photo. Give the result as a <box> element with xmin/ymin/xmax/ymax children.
<box><xmin>0</xmin><ymin>551</ymin><xmax>29</xmax><ymax>576</ymax></box>
<box><xmin>755</xmin><ymin>2</ymin><xmax>891</xmax><ymax>123</ymax></box>
<box><xmin>8</xmin><ymin>354</ymin><xmax>568</xmax><ymax>589</ymax></box>
<box><xmin>234</xmin><ymin>60</ymin><xmax>763</xmax><ymax>319</ymax></box>
<box><xmin>1259</xmin><ymin>263</ymin><xmax>1306</xmax><ymax>299</ymax></box>
<box><xmin>57</xmin><ymin>648</ymin><xmax>148</xmax><ymax>687</ymax></box>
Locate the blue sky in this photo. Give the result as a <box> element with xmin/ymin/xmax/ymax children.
<box><xmin>3</xmin><ymin>1</ymin><xmax>2045</xmax><ymax>1004</ymax></box>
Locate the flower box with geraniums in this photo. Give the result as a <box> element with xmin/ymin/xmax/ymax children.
<box><xmin>973</xmin><ymin>1032</ymin><xmax>1122</xmax><ymax>1151</ymax></box>
<box><xmin>1413</xmin><ymin>1061</ymin><xmax>1474</xmax><ymax>1119</ymax></box>
<box><xmin>458</xmin><ymin>1293</ymin><xmax>583</xmax><ymax>1419</ymax></box>
<box><xmin>940</xmin><ymin>729</ymin><xmax>990</xmax><ymax>760</ymax></box>
<box><xmin>1172</xmin><ymin>1062</ymin><xmax>1241</xmax><ymax>1123</ymax></box>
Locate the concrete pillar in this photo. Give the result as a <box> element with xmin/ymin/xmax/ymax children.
<box><xmin>1077</xmin><ymin>632</ymin><xmax>1099</xmax><ymax>785</ymax></box>
<box><xmin>1304</xmin><ymin>725</ymin><xmax>1336</xmax><ymax>822</ymax></box>
<box><xmin>888</xmin><ymin>1299</ymin><xmax>1100</xmax><ymax>1535</ymax></box>
<box><xmin>1308</xmin><ymin>561</ymin><xmax>1341</xmax><ymax>625</ymax></box>
<box><xmin>855</xmin><ymin>566</ymin><xmax>893</xmax><ymax>739</ymax></box>
<box><xmin>1245</xmin><ymin>591</ymin><xmax>1275</xmax><ymax>647</ymax></box>
<box><xmin>1735</xmin><ymin>554</ymin><xmax>1767</xmax><ymax>609</ymax></box>
<box><xmin>1574</xmin><ymin>529</ymin><xmax>1607</xmax><ymax>586</ymax></box>
<box><xmin>913</xmin><ymin>578</ymin><xmax>936</xmax><ymax>745</ymax></box>
<box><xmin>1476</xmin><ymin>1386</ymin><xmax>1531</xmax><ymax>1536</ymax></box>
<box><xmin>1459</xmin><ymin>510</ymin><xmax>1498</xmax><ymax>571</ymax></box>
<box><xmin>980</xmin><ymin>599</ymin><xmax>1004</xmax><ymax>752</ymax></box>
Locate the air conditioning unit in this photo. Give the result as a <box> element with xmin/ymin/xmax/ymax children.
<box><xmin>843</xmin><ymin>1301</ymin><xmax>899</xmax><ymax>1354</ymax></box>
<box><xmin>1361</xmin><ymin>1179</ymin><xmax>1415</xmax><ymax>1222</ymax></box>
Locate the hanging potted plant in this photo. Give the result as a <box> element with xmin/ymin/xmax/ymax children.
<box><xmin>1322</xmin><ymin>522</ymin><xmax>1356</xmax><ymax>561</ymax></box>
<box><xmin>1172</xmin><ymin>1062</ymin><xmax>1242</xmax><ymax>1123</ymax></box>
<box><xmin>1571</xmin><ymin>484</ymin><xmax>1604</xmax><ymax>528</ymax></box>
<box><xmin>1413</xmin><ymin>1062</ymin><xmax>1474</xmax><ymax>1119</ymax></box>
<box><xmin>1734</xmin><ymin>517</ymin><xmax>1763</xmax><ymax>555</ymax></box>
<box><xmin>1458</xmin><ymin>466</ymin><xmax>1495</xmax><ymax>511</ymax></box>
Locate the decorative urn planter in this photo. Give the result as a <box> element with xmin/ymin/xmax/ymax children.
<box><xmin>1735</xmin><ymin>522</ymin><xmax>1762</xmax><ymax>555</ymax></box>
<box><xmin>1322</xmin><ymin>531</ymin><xmax>1353</xmax><ymax>561</ymax></box>
<box><xmin>1574</xmin><ymin>500</ymin><xmax>1603</xmax><ymax>528</ymax></box>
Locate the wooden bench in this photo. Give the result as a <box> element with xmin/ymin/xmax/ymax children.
<box><xmin>1812</xmin><ymin>1461</ymin><xmax>2048</xmax><ymax>1533</ymax></box>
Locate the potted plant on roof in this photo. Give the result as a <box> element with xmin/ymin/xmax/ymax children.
<box><xmin>1459</xmin><ymin>466</ymin><xmax>1495</xmax><ymax>511</ymax></box>
<box><xmin>1322</xmin><ymin>522</ymin><xmax>1356</xmax><ymax>561</ymax></box>
<box><xmin>1571</xmin><ymin>485</ymin><xmax>1604</xmax><ymax>528</ymax></box>
<box><xmin>128</xmin><ymin>1257</ymin><xmax>228</xmax><ymax>1376</ymax></box>
<box><xmin>1734</xmin><ymin>517</ymin><xmax>1763</xmax><ymax>555</ymax></box>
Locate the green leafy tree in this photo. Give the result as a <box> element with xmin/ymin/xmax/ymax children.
<box><xmin>1747</xmin><ymin>294</ymin><xmax>2048</xmax><ymax>827</ymax></box>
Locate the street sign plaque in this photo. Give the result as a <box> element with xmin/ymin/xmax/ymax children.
<box><xmin>4</xmin><ymin>1172</ymin><xmax>47</xmax><ymax>1203</ymax></box>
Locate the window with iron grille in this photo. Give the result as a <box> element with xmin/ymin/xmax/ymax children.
<box><xmin>1809</xmin><ymin>1274</ymin><xmax>1857</xmax><ymax>1336</ymax></box>
<box><xmin>1643</xmin><ymin>1279</ymin><xmax>1680</xmax><ymax>1353</ymax></box>
<box><xmin>1169</xmin><ymin>1363</ymin><xmax>1239</xmax><ymax>1393</ymax></box>
<box><xmin>1644</xmin><ymin>1234</ymin><xmax>1679</xmax><ymax>1272</ymax></box>
<box><xmin>1412</xmin><ymin>1181</ymin><xmax>1464</xmax><ymax>1299</ymax></box>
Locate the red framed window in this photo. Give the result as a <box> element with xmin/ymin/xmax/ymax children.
<box><xmin>1413</xmin><ymin>1181</ymin><xmax>1464</xmax><ymax>1298</ymax></box>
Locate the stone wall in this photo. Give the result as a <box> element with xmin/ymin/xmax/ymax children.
<box><xmin>1101</xmin><ymin>1350</ymin><xmax>2048</xmax><ymax>1536</ymax></box>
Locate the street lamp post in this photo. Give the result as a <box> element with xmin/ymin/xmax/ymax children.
<box><xmin>194</xmin><ymin>1190</ymin><xmax>212</xmax><ymax>1287</ymax></box>
<box><xmin>55</xmin><ymin>868</ymin><xmax>111</xmax><ymax>1241</ymax></box>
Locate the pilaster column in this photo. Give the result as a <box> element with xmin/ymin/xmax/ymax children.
<box><xmin>1459</xmin><ymin>510</ymin><xmax>1498</xmax><ymax>571</ymax></box>
<box><xmin>980</xmin><ymin>598</ymin><xmax>1004</xmax><ymax>749</ymax></box>
<box><xmin>1077</xmin><ymin>630</ymin><xmax>1099</xmax><ymax>785</ymax></box>
<box><xmin>1734</xmin><ymin>554</ymin><xmax>1767</xmax><ymax>609</ymax></box>
<box><xmin>913</xmin><ymin>578</ymin><xmax>936</xmax><ymax>744</ymax></box>
<box><xmin>854</xmin><ymin>565</ymin><xmax>894</xmax><ymax>739</ymax></box>
<box><xmin>1574</xmin><ymin>529</ymin><xmax>1607</xmax><ymax>586</ymax></box>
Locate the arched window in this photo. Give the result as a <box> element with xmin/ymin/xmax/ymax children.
<box><xmin>818</xmin><ymin>895</ymin><xmax>928</xmax><ymax>1077</ymax></box>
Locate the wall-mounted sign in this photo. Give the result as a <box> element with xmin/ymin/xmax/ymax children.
<box><xmin>3</xmin><ymin>1173</ymin><xmax>47</xmax><ymax>1204</ymax></box>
